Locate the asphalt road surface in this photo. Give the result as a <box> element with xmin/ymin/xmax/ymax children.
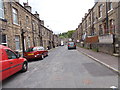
<box><xmin>2</xmin><ymin>46</ymin><xmax>118</xmax><ymax>88</ymax></box>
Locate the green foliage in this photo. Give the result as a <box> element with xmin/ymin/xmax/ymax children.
<box><xmin>59</xmin><ymin>30</ymin><xmax>75</xmax><ymax>38</ymax></box>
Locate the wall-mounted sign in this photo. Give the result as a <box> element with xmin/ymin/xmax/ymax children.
<box><xmin>99</xmin><ymin>34</ymin><xmax>113</xmax><ymax>44</ymax></box>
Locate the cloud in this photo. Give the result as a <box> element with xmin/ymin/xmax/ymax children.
<box><xmin>20</xmin><ymin>0</ymin><xmax>94</xmax><ymax>34</ymax></box>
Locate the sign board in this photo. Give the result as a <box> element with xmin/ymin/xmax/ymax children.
<box><xmin>99</xmin><ymin>34</ymin><xmax>113</xmax><ymax>44</ymax></box>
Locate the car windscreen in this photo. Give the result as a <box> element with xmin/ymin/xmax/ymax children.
<box><xmin>68</xmin><ymin>42</ymin><xmax>75</xmax><ymax>45</ymax></box>
<box><xmin>25</xmin><ymin>48</ymin><xmax>34</xmax><ymax>52</ymax></box>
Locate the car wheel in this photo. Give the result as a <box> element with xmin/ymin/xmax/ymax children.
<box><xmin>21</xmin><ymin>62</ymin><xmax>28</xmax><ymax>72</ymax></box>
<box><xmin>46</xmin><ymin>53</ymin><xmax>48</xmax><ymax>56</ymax></box>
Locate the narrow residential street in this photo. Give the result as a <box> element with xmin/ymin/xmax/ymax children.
<box><xmin>2</xmin><ymin>46</ymin><xmax>118</xmax><ymax>88</ymax></box>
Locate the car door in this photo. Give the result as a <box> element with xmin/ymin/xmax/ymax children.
<box><xmin>0</xmin><ymin>49</ymin><xmax>10</xmax><ymax>80</ymax></box>
<box><xmin>43</xmin><ymin>48</ymin><xmax>48</xmax><ymax>56</ymax></box>
<box><xmin>5</xmin><ymin>49</ymin><xmax>22</xmax><ymax>76</ymax></box>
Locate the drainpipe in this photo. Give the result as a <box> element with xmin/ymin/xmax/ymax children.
<box><xmin>31</xmin><ymin>18</ymin><xmax>35</xmax><ymax>47</ymax></box>
<box><xmin>106</xmin><ymin>1</ymin><xmax>109</xmax><ymax>34</ymax></box>
<box><xmin>21</xmin><ymin>29</ymin><xmax>25</xmax><ymax>56</ymax></box>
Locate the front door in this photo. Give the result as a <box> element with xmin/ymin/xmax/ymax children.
<box><xmin>5</xmin><ymin>50</ymin><xmax>21</xmax><ymax>76</ymax></box>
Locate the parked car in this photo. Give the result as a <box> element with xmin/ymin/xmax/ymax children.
<box><xmin>0</xmin><ymin>45</ymin><xmax>28</xmax><ymax>81</ymax></box>
<box><xmin>24</xmin><ymin>46</ymin><xmax>48</xmax><ymax>60</ymax></box>
<box><xmin>68</xmin><ymin>42</ymin><xmax>76</xmax><ymax>49</ymax></box>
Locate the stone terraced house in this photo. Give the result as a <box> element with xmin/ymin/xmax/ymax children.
<box><xmin>0</xmin><ymin>0</ymin><xmax>60</xmax><ymax>53</ymax></box>
<box><xmin>73</xmin><ymin>1</ymin><xmax>120</xmax><ymax>55</ymax></box>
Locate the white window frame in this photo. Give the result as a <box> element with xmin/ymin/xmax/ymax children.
<box><xmin>12</xmin><ymin>8</ymin><xmax>18</xmax><ymax>25</ymax></box>
<box><xmin>0</xmin><ymin>0</ymin><xmax>4</xmax><ymax>19</ymax></box>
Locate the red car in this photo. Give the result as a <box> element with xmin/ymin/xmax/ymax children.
<box><xmin>24</xmin><ymin>46</ymin><xmax>48</xmax><ymax>60</ymax></box>
<box><xmin>0</xmin><ymin>45</ymin><xmax>28</xmax><ymax>81</ymax></box>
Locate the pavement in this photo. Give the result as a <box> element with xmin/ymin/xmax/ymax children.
<box><xmin>77</xmin><ymin>46</ymin><xmax>119</xmax><ymax>74</ymax></box>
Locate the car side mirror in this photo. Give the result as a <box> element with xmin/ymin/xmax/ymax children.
<box><xmin>14</xmin><ymin>51</ymin><xmax>21</xmax><ymax>58</ymax></box>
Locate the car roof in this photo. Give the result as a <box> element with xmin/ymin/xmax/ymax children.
<box><xmin>68</xmin><ymin>42</ymin><xmax>75</xmax><ymax>43</ymax></box>
<box><xmin>0</xmin><ymin>45</ymin><xmax>10</xmax><ymax>50</ymax></box>
<box><xmin>27</xmin><ymin>46</ymin><xmax>44</xmax><ymax>49</ymax></box>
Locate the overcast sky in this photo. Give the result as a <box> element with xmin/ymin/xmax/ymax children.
<box><xmin>20</xmin><ymin>0</ymin><xmax>95</xmax><ymax>34</ymax></box>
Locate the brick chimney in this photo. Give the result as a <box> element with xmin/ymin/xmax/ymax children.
<box><xmin>23</xmin><ymin>2</ymin><xmax>32</xmax><ymax>12</ymax></box>
<box><xmin>41</xmin><ymin>20</ymin><xmax>44</xmax><ymax>26</ymax></box>
<box><xmin>88</xmin><ymin>9</ymin><xmax>91</xmax><ymax>13</ymax></box>
<box><xmin>34</xmin><ymin>11</ymin><xmax>40</xmax><ymax>19</ymax></box>
<box><xmin>82</xmin><ymin>18</ymin><xmax>84</xmax><ymax>22</ymax></box>
<box><xmin>85</xmin><ymin>13</ymin><xmax>88</xmax><ymax>17</ymax></box>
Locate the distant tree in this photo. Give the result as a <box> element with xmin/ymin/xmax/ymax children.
<box><xmin>58</xmin><ymin>30</ymin><xmax>75</xmax><ymax>38</ymax></box>
<box><xmin>67</xmin><ymin>30</ymin><xmax>75</xmax><ymax>38</ymax></box>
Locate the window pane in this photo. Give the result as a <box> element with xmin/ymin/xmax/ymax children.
<box><xmin>6</xmin><ymin>50</ymin><xmax>17</xmax><ymax>59</ymax></box>
<box><xmin>0</xmin><ymin>0</ymin><xmax>3</xmax><ymax>9</ymax></box>
<box><xmin>15</xmin><ymin>36</ymin><xmax>20</xmax><ymax>50</ymax></box>
<box><xmin>25</xmin><ymin>48</ymin><xmax>34</xmax><ymax>52</ymax></box>
<box><xmin>12</xmin><ymin>8</ymin><xmax>17</xmax><ymax>14</ymax></box>
<box><xmin>0</xmin><ymin>0</ymin><xmax>4</xmax><ymax>18</ymax></box>
<box><xmin>110</xmin><ymin>3</ymin><xmax>112</xmax><ymax>10</ymax></box>
<box><xmin>2</xmin><ymin>34</ymin><xmax>6</xmax><ymax>43</ymax></box>
<box><xmin>13</xmin><ymin>8</ymin><xmax>18</xmax><ymax>24</ymax></box>
<box><xmin>0</xmin><ymin>9</ymin><xmax>3</xmax><ymax>18</ymax></box>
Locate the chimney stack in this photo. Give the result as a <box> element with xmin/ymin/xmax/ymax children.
<box><xmin>85</xmin><ymin>13</ymin><xmax>88</xmax><ymax>17</ymax></box>
<box><xmin>23</xmin><ymin>2</ymin><xmax>32</xmax><ymax>12</ymax></box>
<box><xmin>88</xmin><ymin>9</ymin><xmax>91</xmax><ymax>13</ymax></box>
<box><xmin>41</xmin><ymin>20</ymin><xmax>44</xmax><ymax>26</ymax></box>
<box><xmin>34</xmin><ymin>11</ymin><xmax>40</xmax><ymax>19</ymax></box>
<box><xmin>82</xmin><ymin>18</ymin><xmax>84</xmax><ymax>21</ymax></box>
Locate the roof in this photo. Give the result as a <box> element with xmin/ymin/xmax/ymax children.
<box><xmin>0</xmin><ymin>45</ymin><xmax>10</xmax><ymax>50</ymax></box>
